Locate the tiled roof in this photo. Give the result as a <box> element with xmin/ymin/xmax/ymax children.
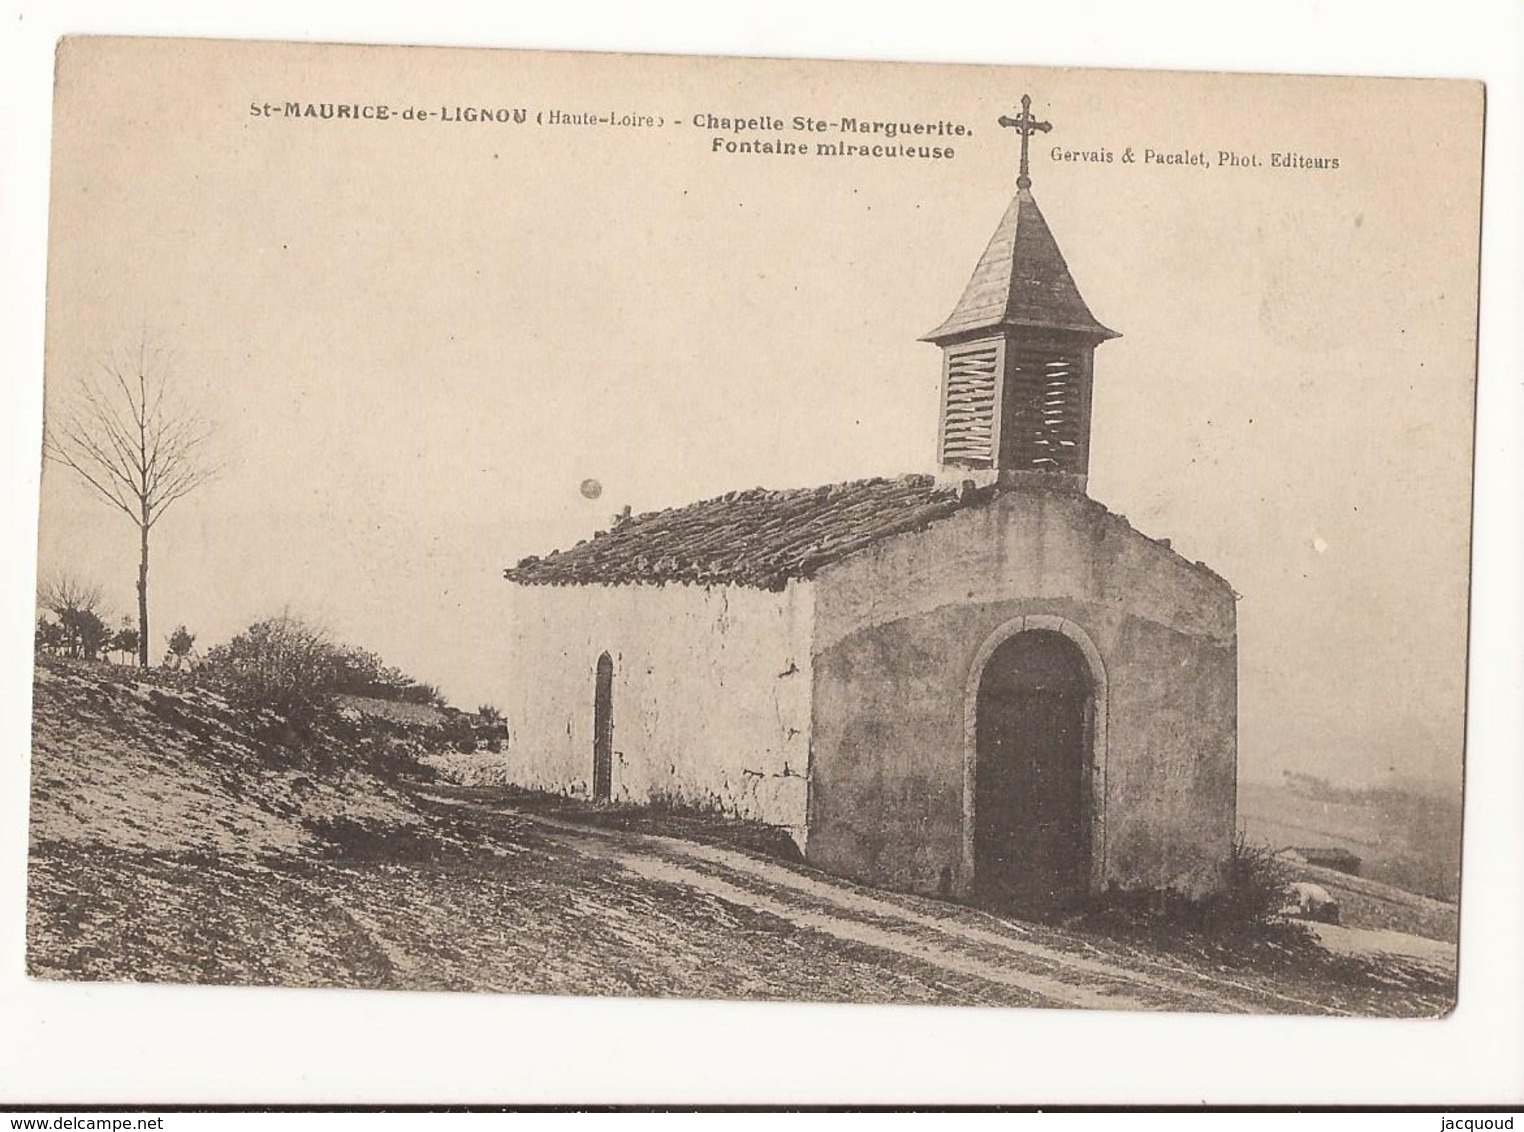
<box><xmin>923</xmin><ymin>188</ymin><xmax>1118</xmax><ymax>344</ymax></box>
<box><xmin>505</xmin><ymin>475</ymin><xmax>980</xmax><ymax>590</ymax></box>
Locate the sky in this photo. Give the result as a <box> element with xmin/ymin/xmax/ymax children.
<box><xmin>35</xmin><ymin>39</ymin><xmax>1482</xmax><ymax>792</ymax></box>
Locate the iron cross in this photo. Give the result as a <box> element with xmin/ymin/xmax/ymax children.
<box><xmin>998</xmin><ymin>94</ymin><xmax>1052</xmax><ymax>189</ymax></box>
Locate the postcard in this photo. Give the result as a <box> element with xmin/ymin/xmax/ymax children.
<box><xmin>29</xmin><ymin>36</ymin><xmax>1482</xmax><ymax>1019</ymax></box>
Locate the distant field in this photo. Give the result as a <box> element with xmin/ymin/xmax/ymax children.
<box><xmin>1239</xmin><ymin>775</ymin><xmax>1462</xmax><ymax>906</ymax></box>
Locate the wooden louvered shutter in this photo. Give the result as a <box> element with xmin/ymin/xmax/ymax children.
<box><xmin>939</xmin><ymin>340</ymin><xmax>1003</xmax><ymax>466</ymax></box>
<box><xmin>1008</xmin><ymin>346</ymin><xmax>1084</xmax><ymax>473</ymax></box>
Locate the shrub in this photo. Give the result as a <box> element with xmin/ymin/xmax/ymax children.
<box><xmin>201</xmin><ymin>615</ymin><xmax>342</xmax><ymax>724</ymax></box>
<box><xmin>37</xmin><ymin>573</ymin><xmax>112</xmax><ymax>660</ymax></box>
<box><xmin>1211</xmin><ymin>832</ymin><xmax>1297</xmax><ymax>934</ymax></box>
<box><xmin>38</xmin><ymin>569</ymin><xmax>106</xmax><ymax>661</ymax></box>
<box><xmin>343</xmin><ymin>728</ymin><xmax>440</xmax><ymax>784</ymax></box>
<box><xmin>63</xmin><ymin>608</ymin><xmax>111</xmax><ymax>661</ymax></box>
<box><xmin>166</xmin><ymin>624</ymin><xmax>197</xmax><ymax>663</ymax></box>
<box><xmin>438</xmin><ymin>713</ymin><xmax>479</xmax><ymax>754</ymax></box>
<box><xmin>398</xmin><ymin>681</ymin><xmax>447</xmax><ymax>708</ymax></box>
<box><xmin>328</xmin><ymin>644</ymin><xmax>447</xmax><ymax>706</ymax></box>
<box><xmin>1083</xmin><ymin>835</ymin><xmax>1299</xmax><ymax>941</ymax></box>
<box><xmin>35</xmin><ymin>616</ymin><xmax>67</xmax><ymax>655</ymax></box>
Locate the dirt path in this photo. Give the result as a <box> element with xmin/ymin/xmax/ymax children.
<box><xmin>422</xmin><ymin>793</ymin><xmax>1339</xmax><ymax>1014</ymax></box>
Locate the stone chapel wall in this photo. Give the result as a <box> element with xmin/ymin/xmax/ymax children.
<box><xmin>807</xmin><ymin>488</ymin><xmax>1238</xmax><ymax>900</ymax></box>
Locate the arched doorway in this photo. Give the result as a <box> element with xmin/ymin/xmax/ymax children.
<box><xmin>973</xmin><ymin>629</ymin><xmax>1093</xmax><ymax>911</ymax></box>
<box><xmin>592</xmin><ymin>652</ymin><xmax>614</xmax><ymax>802</ymax></box>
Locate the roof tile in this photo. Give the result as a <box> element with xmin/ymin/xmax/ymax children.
<box><xmin>505</xmin><ymin>475</ymin><xmax>978</xmax><ymax>590</ymax></box>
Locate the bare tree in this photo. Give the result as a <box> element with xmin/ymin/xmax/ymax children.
<box><xmin>44</xmin><ymin>339</ymin><xmax>217</xmax><ymax>667</ymax></box>
<box><xmin>37</xmin><ymin>572</ymin><xmax>111</xmax><ymax>660</ymax></box>
<box><xmin>38</xmin><ymin>572</ymin><xmax>104</xmax><ymax>622</ymax></box>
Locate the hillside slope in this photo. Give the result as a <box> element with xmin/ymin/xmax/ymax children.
<box><xmin>29</xmin><ymin>662</ymin><xmax>423</xmax><ymax>859</ymax></box>
<box><xmin>25</xmin><ymin>659</ymin><xmax>1083</xmax><ymax>1002</ymax></box>
<box><xmin>26</xmin><ymin>659</ymin><xmax>1455</xmax><ymax>1014</ymax></box>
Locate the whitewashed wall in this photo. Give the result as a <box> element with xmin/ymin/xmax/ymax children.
<box><xmin>502</xmin><ymin>579</ymin><xmax>814</xmax><ymax>848</ymax></box>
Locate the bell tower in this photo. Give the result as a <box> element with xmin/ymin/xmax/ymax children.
<box><xmin>924</xmin><ymin>96</ymin><xmax>1118</xmax><ymax>491</ymax></box>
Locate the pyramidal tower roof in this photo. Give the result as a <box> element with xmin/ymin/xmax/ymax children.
<box><xmin>922</xmin><ymin>186</ymin><xmax>1119</xmax><ymax>345</ymax></box>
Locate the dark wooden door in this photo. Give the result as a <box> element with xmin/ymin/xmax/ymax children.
<box><xmin>974</xmin><ymin>630</ymin><xmax>1090</xmax><ymax>911</ymax></box>
<box><xmin>593</xmin><ymin>652</ymin><xmax>614</xmax><ymax>802</ymax></box>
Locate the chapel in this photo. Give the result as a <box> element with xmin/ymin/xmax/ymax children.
<box><xmin>502</xmin><ymin>98</ymin><xmax>1238</xmax><ymax>910</ymax></box>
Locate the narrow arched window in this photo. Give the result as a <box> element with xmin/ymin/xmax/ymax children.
<box><xmin>592</xmin><ymin>652</ymin><xmax>614</xmax><ymax>802</ymax></box>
